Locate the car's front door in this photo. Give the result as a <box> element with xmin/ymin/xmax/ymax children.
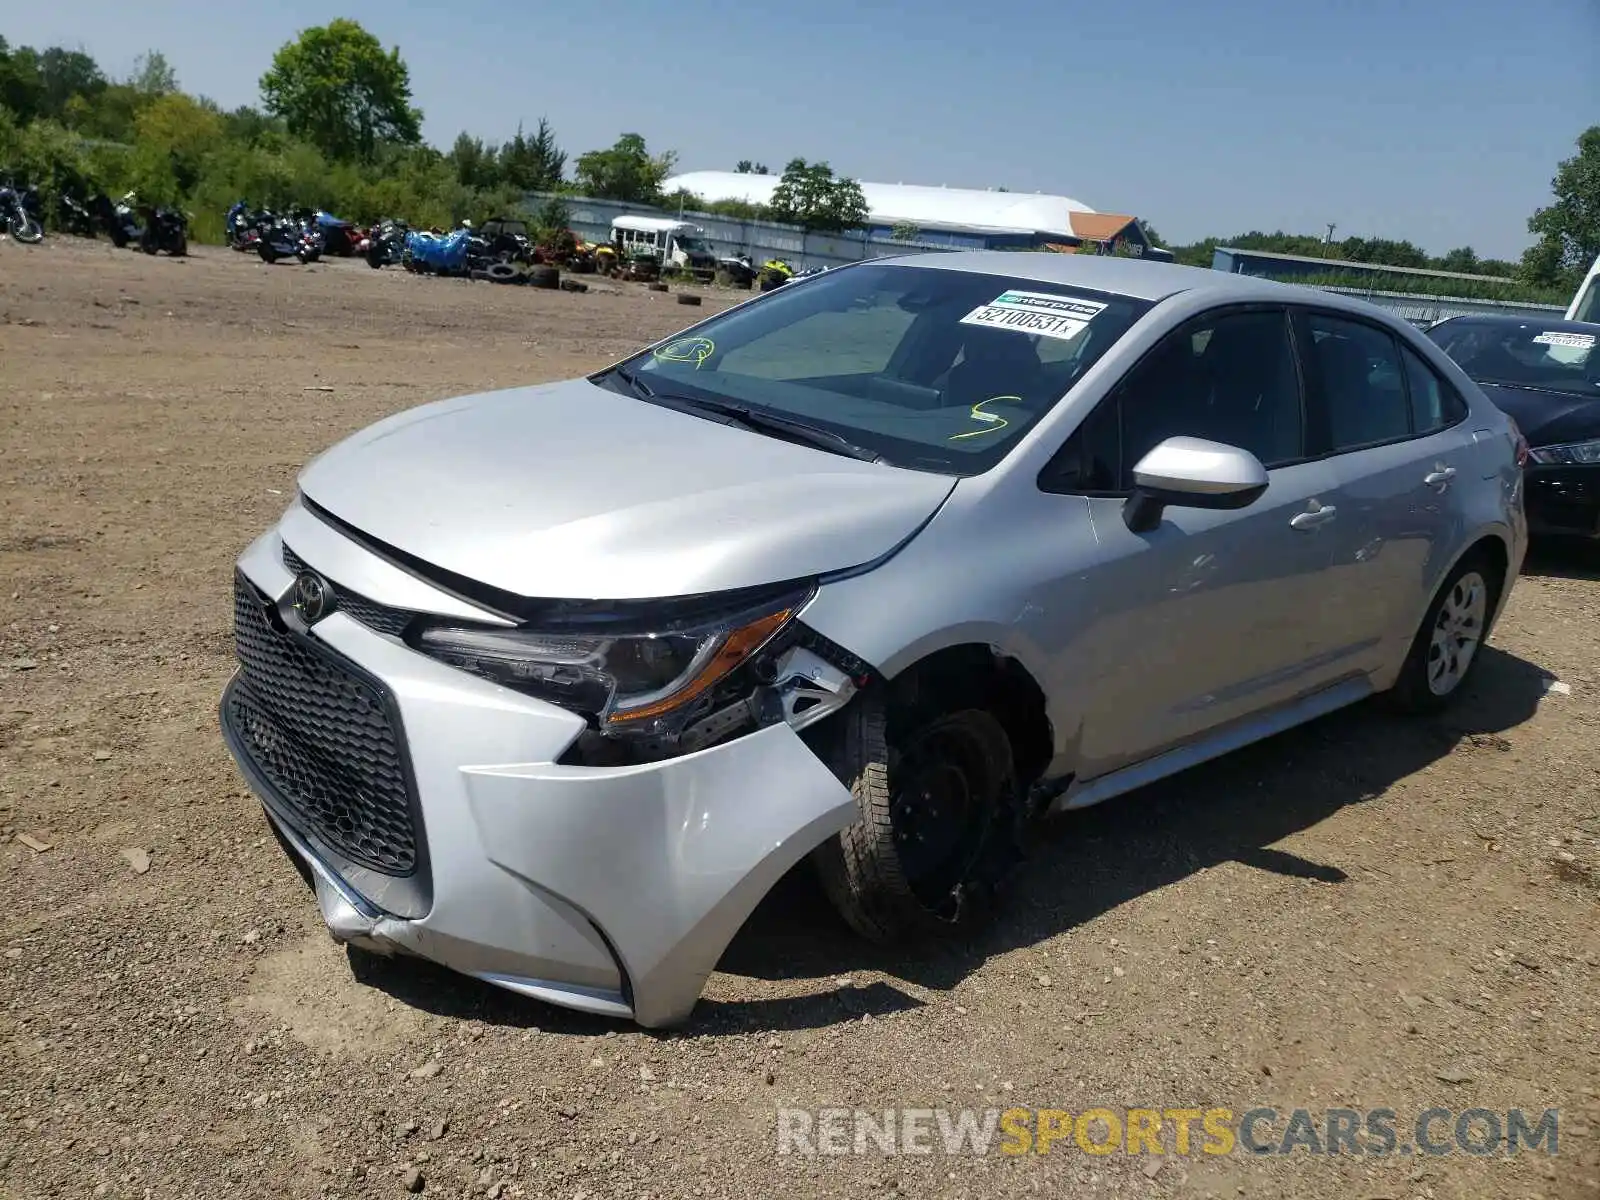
<box><xmin>1037</xmin><ymin>306</ymin><xmax>1353</xmax><ymax>780</ymax></box>
<box><xmin>1293</xmin><ymin>309</ymin><xmax>1477</xmax><ymax>670</ymax></box>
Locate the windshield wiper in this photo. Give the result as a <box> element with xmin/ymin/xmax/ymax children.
<box><xmin>672</xmin><ymin>396</ymin><xmax>885</xmax><ymax>463</ymax></box>
<box><xmin>604</xmin><ymin>369</ymin><xmax>884</xmax><ymax>462</ymax></box>
<box><xmin>608</xmin><ymin>365</ymin><xmax>655</xmax><ymax>398</ymax></box>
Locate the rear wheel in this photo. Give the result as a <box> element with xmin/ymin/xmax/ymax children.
<box><xmin>1386</xmin><ymin>551</ymin><xmax>1501</xmax><ymax>713</ymax></box>
<box><xmin>810</xmin><ymin>695</ymin><xmax>1019</xmax><ymax>942</ymax></box>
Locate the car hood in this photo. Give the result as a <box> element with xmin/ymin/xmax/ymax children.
<box><xmin>1477</xmin><ymin>382</ymin><xmax>1600</xmax><ymax>450</ymax></box>
<box><xmin>297</xmin><ymin>378</ymin><xmax>957</xmax><ymax>600</ymax></box>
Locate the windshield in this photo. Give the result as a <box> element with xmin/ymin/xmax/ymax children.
<box><xmin>676</xmin><ymin>235</ymin><xmax>711</xmax><ymax>253</ymax></box>
<box><xmin>1427</xmin><ymin>318</ymin><xmax>1600</xmax><ymax>399</ymax></box>
<box><xmin>607</xmin><ymin>262</ymin><xmax>1151</xmax><ymax>474</ymax></box>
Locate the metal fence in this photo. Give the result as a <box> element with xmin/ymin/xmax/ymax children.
<box><xmin>525</xmin><ymin>192</ymin><xmax>1567</xmax><ymax>324</ymax></box>
<box><xmin>1304</xmin><ymin>286</ymin><xmax>1566</xmax><ymax>325</ymax></box>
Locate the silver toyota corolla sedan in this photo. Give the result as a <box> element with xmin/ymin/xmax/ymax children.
<box><xmin>220</xmin><ymin>252</ymin><xmax>1528</xmax><ymax>1027</ymax></box>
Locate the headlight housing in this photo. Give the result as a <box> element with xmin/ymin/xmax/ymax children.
<box><xmin>409</xmin><ymin>583</ymin><xmax>813</xmax><ymax>738</ymax></box>
<box><xmin>1528</xmin><ymin>437</ymin><xmax>1600</xmax><ymax>466</ymax></box>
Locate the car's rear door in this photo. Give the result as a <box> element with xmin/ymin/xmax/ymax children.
<box><xmin>1293</xmin><ymin>308</ymin><xmax>1477</xmax><ymax>672</ymax></box>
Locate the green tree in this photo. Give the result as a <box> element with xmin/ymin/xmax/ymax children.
<box><xmin>573</xmin><ymin>133</ymin><xmax>675</xmax><ymax>204</ymax></box>
<box><xmin>1338</xmin><ymin>236</ymin><xmax>1428</xmax><ymax>268</ymax></box>
<box><xmin>0</xmin><ymin>38</ymin><xmax>45</xmax><ymax>120</ymax></box>
<box><xmin>1520</xmin><ymin>125</ymin><xmax>1600</xmax><ymax>289</ymax></box>
<box><xmin>889</xmin><ymin>220</ymin><xmax>920</xmax><ymax>242</ymax></box>
<box><xmin>1434</xmin><ymin>246</ymin><xmax>1480</xmax><ymax>274</ymax></box>
<box><xmin>130</xmin><ymin>51</ymin><xmax>178</xmax><ymax>97</ymax></box>
<box><xmin>702</xmin><ymin>197</ymin><xmax>768</xmax><ymax>220</ymax></box>
<box><xmin>36</xmin><ymin>47</ymin><xmax>105</xmax><ymax>119</ymax></box>
<box><xmin>735</xmin><ymin>159</ymin><xmax>768</xmax><ymax>174</ymax></box>
<box><xmin>259</xmin><ymin>19</ymin><xmax>422</xmax><ymax>161</ymax></box>
<box><xmin>500</xmin><ymin>118</ymin><xmax>564</xmax><ymax>191</ymax></box>
<box><xmin>130</xmin><ymin>92</ymin><xmax>224</xmax><ymax>199</ymax></box>
<box><xmin>448</xmin><ymin>132</ymin><xmax>499</xmax><ymax>189</ymax></box>
<box><xmin>768</xmin><ymin>158</ymin><xmax>869</xmax><ymax>233</ymax></box>
<box><xmin>531</xmin><ymin>195</ymin><xmax>573</xmax><ymax>247</ymax></box>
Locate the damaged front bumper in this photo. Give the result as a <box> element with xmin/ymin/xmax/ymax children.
<box><xmin>219</xmin><ymin>522</ymin><xmax>859</xmax><ymax>1027</ymax></box>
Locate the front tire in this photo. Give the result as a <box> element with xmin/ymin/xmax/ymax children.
<box><xmin>1386</xmin><ymin>551</ymin><xmax>1501</xmax><ymax>714</ymax></box>
<box><xmin>810</xmin><ymin>696</ymin><xmax>1019</xmax><ymax>943</ymax></box>
<box><xmin>10</xmin><ymin>214</ymin><xmax>43</xmax><ymax>243</ymax></box>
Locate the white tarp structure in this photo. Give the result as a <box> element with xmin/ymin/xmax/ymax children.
<box><xmin>663</xmin><ymin>171</ymin><xmax>1096</xmax><ymax>238</ymax></box>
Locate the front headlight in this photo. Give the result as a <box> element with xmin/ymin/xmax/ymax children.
<box><xmin>1528</xmin><ymin>437</ymin><xmax>1600</xmax><ymax>466</ymax></box>
<box><xmin>410</xmin><ymin>584</ymin><xmax>812</xmax><ymax>733</ymax></box>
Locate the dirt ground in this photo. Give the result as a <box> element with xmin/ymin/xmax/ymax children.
<box><xmin>1</xmin><ymin>238</ymin><xmax>1597</xmax><ymax>1200</ymax></box>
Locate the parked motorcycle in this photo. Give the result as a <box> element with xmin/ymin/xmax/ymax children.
<box><xmin>91</xmin><ymin>192</ymin><xmax>143</xmax><ymax>247</ymax></box>
<box><xmin>57</xmin><ymin>191</ymin><xmax>99</xmax><ymax>238</ymax></box>
<box><xmin>139</xmin><ymin>205</ymin><xmax>189</xmax><ymax>256</ymax></box>
<box><xmin>1</xmin><ymin>178</ymin><xmax>44</xmax><ymax>243</ymax></box>
<box><xmin>758</xmin><ymin>258</ymin><xmax>795</xmax><ymax>291</ymax></box>
<box><xmin>256</xmin><ymin>211</ymin><xmax>324</xmax><ymax>264</ymax></box>
<box><xmin>226</xmin><ymin>201</ymin><xmax>272</xmax><ymax>251</ymax></box>
<box><xmin>365</xmin><ymin>217</ymin><xmax>410</xmax><ymax>268</ymax></box>
<box><xmin>313</xmin><ymin>210</ymin><xmax>362</xmax><ymax>256</ymax></box>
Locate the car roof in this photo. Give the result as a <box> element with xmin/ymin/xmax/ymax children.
<box><xmin>866</xmin><ymin>249</ymin><xmax>1391</xmax><ymax>312</ymax></box>
<box><xmin>1428</xmin><ymin>312</ymin><xmax>1600</xmax><ymax>335</ymax></box>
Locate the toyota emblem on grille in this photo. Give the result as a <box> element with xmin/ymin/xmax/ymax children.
<box><xmin>292</xmin><ymin>570</ymin><xmax>335</xmax><ymax>624</ymax></box>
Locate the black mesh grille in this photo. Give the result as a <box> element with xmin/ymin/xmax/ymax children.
<box><xmin>228</xmin><ymin>575</ymin><xmax>419</xmax><ymax>874</ymax></box>
<box><xmin>281</xmin><ymin>542</ymin><xmax>416</xmax><ymax>636</ymax></box>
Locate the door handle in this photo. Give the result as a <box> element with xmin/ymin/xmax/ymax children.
<box><xmin>1289</xmin><ymin>503</ymin><xmax>1337</xmax><ymax>530</ymax></box>
<box><xmin>1424</xmin><ymin>466</ymin><xmax>1457</xmax><ymax>490</ymax></box>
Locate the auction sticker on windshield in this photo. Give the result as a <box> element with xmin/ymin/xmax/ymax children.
<box><xmin>1532</xmin><ymin>331</ymin><xmax>1596</xmax><ymax>349</ymax></box>
<box><xmin>960</xmin><ymin>290</ymin><xmax>1108</xmax><ymax>342</ymax></box>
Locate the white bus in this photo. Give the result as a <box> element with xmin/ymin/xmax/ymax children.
<box><xmin>1567</xmin><ymin>252</ymin><xmax>1600</xmax><ymax>322</ymax></box>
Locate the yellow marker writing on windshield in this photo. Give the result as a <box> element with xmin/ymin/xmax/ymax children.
<box><xmin>653</xmin><ymin>337</ymin><xmax>716</xmax><ymax>368</ymax></box>
<box><xmin>949</xmin><ymin>395</ymin><xmax>1023</xmax><ymax>440</ymax></box>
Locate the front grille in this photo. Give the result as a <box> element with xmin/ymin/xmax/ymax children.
<box><xmin>281</xmin><ymin>542</ymin><xmax>416</xmax><ymax>636</ymax></box>
<box><xmin>228</xmin><ymin>574</ymin><xmax>420</xmax><ymax>874</ymax></box>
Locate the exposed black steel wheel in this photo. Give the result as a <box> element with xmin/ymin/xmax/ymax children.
<box><xmin>809</xmin><ymin>694</ymin><xmax>1020</xmax><ymax>942</ymax></box>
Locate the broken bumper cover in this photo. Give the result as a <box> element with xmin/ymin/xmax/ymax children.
<box><xmin>219</xmin><ymin>527</ymin><xmax>857</xmax><ymax>1027</ymax></box>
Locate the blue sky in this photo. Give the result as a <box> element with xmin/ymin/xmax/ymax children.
<box><xmin>6</xmin><ymin>0</ymin><xmax>1595</xmax><ymax>259</ymax></box>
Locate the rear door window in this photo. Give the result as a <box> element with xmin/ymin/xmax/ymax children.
<box><xmin>1305</xmin><ymin>314</ymin><xmax>1411</xmax><ymax>451</ymax></box>
<box><xmin>1401</xmin><ymin>345</ymin><xmax>1467</xmax><ymax>434</ymax></box>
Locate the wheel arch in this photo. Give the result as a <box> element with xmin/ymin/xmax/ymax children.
<box><xmin>872</xmin><ymin>641</ymin><xmax>1056</xmax><ymax>788</ymax></box>
<box><xmin>1429</xmin><ymin>528</ymin><xmax>1515</xmax><ymax>639</ymax></box>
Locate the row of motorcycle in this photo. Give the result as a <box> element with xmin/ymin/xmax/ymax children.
<box><xmin>1</xmin><ymin>179</ymin><xmax>189</xmax><ymax>254</ymax></box>
<box><xmin>223</xmin><ymin>203</ymin><xmax>547</xmax><ymax>283</ymax></box>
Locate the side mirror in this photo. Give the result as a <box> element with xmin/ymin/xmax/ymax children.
<box><xmin>1122</xmin><ymin>436</ymin><xmax>1269</xmax><ymax>533</ymax></box>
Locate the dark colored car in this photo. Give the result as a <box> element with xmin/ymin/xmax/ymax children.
<box><xmin>1427</xmin><ymin>314</ymin><xmax>1600</xmax><ymax>538</ymax></box>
